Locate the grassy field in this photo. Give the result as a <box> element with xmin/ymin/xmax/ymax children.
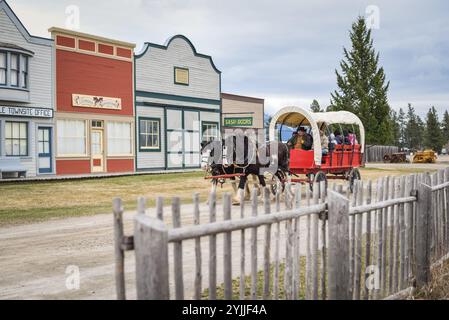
<box><xmin>0</xmin><ymin>166</ymin><xmax>432</xmax><ymax>226</ymax></box>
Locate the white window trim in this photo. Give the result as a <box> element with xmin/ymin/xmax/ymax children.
<box><xmin>56</xmin><ymin>119</ymin><xmax>88</xmax><ymax>157</ymax></box>
<box><xmin>107</xmin><ymin>121</ymin><xmax>134</xmax><ymax>157</ymax></box>
<box><xmin>139</xmin><ymin>118</ymin><xmax>161</xmax><ymax>151</ymax></box>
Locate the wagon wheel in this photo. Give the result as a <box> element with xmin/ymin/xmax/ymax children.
<box><xmin>348</xmin><ymin>168</ymin><xmax>361</xmax><ymax>193</ymax></box>
<box><xmin>309</xmin><ymin>171</ymin><xmax>328</xmax><ymax>193</ymax></box>
<box><xmin>383</xmin><ymin>154</ymin><xmax>391</xmax><ymax>163</ymax></box>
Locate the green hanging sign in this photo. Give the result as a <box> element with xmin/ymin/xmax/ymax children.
<box><xmin>224</xmin><ymin>117</ymin><xmax>253</xmax><ymax>127</ymax></box>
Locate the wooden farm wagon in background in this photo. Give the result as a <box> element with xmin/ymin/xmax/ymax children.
<box><xmin>269</xmin><ymin>106</ymin><xmax>365</xmax><ymax>192</ymax></box>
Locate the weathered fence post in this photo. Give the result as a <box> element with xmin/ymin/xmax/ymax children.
<box><xmin>113</xmin><ymin>198</ymin><xmax>126</xmax><ymax>300</ymax></box>
<box><xmin>415</xmin><ymin>182</ymin><xmax>432</xmax><ymax>288</ymax></box>
<box><xmin>328</xmin><ymin>190</ymin><xmax>351</xmax><ymax>300</ymax></box>
<box><xmin>134</xmin><ymin>214</ymin><xmax>169</xmax><ymax>300</ymax></box>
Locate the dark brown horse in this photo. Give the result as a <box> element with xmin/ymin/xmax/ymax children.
<box><xmin>201</xmin><ymin>134</ymin><xmax>289</xmax><ymax>203</ymax></box>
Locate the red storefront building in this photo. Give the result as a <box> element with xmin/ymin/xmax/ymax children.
<box><xmin>49</xmin><ymin>28</ymin><xmax>135</xmax><ymax>175</ymax></box>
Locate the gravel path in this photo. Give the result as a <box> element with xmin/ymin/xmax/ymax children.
<box><xmin>0</xmin><ymin>199</ymin><xmax>318</xmax><ymax>300</ymax></box>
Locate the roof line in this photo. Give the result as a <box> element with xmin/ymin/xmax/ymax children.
<box><xmin>135</xmin><ymin>34</ymin><xmax>221</xmax><ymax>74</ymax></box>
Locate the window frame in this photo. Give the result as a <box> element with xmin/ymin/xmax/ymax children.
<box><xmin>174</xmin><ymin>67</ymin><xmax>189</xmax><ymax>86</ymax></box>
<box><xmin>0</xmin><ymin>51</ymin><xmax>31</xmax><ymax>90</ymax></box>
<box><xmin>5</xmin><ymin>121</ymin><xmax>28</xmax><ymax>157</ymax></box>
<box><xmin>56</xmin><ymin>119</ymin><xmax>88</xmax><ymax>157</ymax></box>
<box><xmin>201</xmin><ymin>121</ymin><xmax>219</xmax><ymax>143</ymax></box>
<box><xmin>0</xmin><ymin>51</ymin><xmax>7</xmax><ymax>85</ymax></box>
<box><xmin>106</xmin><ymin>121</ymin><xmax>133</xmax><ymax>157</ymax></box>
<box><xmin>20</xmin><ymin>55</ymin><xmax>28</xmax><ymax>89</ymax></box>
<box><xmin>9</xmin><ymin>53</ymin><xmax>20</xmax><ymax>87</ymax></box>
<box><xmin>138</xmin><ymin>117</ymin><xmax>161</xmax><ymax>152</ymax></box>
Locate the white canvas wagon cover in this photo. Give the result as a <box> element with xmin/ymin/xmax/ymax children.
<box><xmin>269</xmin><ymin>106</ymin><xmax>365</xmax><ymax>165</ymax></box>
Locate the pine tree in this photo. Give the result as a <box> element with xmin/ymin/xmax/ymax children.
<box><xmin>330</xmin><ymin>16</ymin><xmax>392</xmax><ymax>145</ymax></box>
<box><xmin>404</xmin><ymin>104</ymin><xmax>422</xmax><ymax>150</ymax></box>
<box><xmin>424</xmin><ymin>106</ymin><xmax>444</xmax><ymax>153</ymax></box>
<box><xmin>397</xmin><ymin>108</ymin><xmax>406</xmax><ymax>148</ymax></box>
<box><xmin>416</xmin><ymin>116</ymin><xmax>425</xmax><ymax>150</ymax></box>
<box><xmin>391</xmin><ymin>110</ymin><xmax>400</xmax><ymax>147</ymax></box>
<box><xmin>441</xmin><ymin>110</ymin><xmax>449</xmax><ymax>144</ymax></box>
<box><xmin>310</xmin><ymin>99</ymin><xmax>323</xmax><ymax>112</ymax></box>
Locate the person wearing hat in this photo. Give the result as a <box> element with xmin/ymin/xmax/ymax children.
<box><xmin>287</xmin><ymin>127</ymin><xmax>313</xmax><ymax>150</ymax></box>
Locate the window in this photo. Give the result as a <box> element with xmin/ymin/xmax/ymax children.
<box><xmin>10</xmin><ymin>53</ymin><xmax>19</xmax><ymax>87</ymax></box>
<box><xmin>202</xmin><ymin>122</ymin><xmax>219</xmax><ymax>143</ymax></box>
<box><xmin>107</xmin><ymin>122</ymin><xmax>132</xmax><ymax>155</ymax></box>
<box><xmin>20</xmin><ymin>55</ymin><xmax>28</xmax><ymax>89</ymax></box>
<box><xmin>5</xmin><ymin>121</ymin><xmax>28</xmax><ymax>156</ymax></box>
<box><xmin>0</xmin><ymin>51</ymin><xmax>30</xmax><ymax>89</ymax></box>
<box><xmin>0</xmin><ymin>52</ymin><xmax>6</xmax><ymax>85</ymax></box>
<box><xmin>174</xmin><ymin>67</ymin><xmax>189</xmax><ymax>85</ymax></box>
<box><xmin>57</xmin><ymin>119</ymin><xmax>86</xmax><ymax>156</ymax></box>
<box><xmin>139</xmin><ymin>118</ymin><xmax>160</xmax><ymax>151</ymax></box>
<box><xmin>91</xmin><ymin>120</ymin><xmax>103</xmax><ymax>129</ymax></box>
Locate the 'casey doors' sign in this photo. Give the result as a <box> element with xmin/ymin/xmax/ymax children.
<box><xmin>224</xmin><ymin>117</ymin><xmax>253</xmax><ymax>127</ymax></box>
<box><xmin>0</xmin><ymin>106</ymin><xmax>54</xmax><ymax>118</ymax></box>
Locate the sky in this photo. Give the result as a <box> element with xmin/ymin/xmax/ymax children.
<box><xmin>8</xmin><ymin>0</ymin><xmax>449</xmax><ymax>118</ymax></box>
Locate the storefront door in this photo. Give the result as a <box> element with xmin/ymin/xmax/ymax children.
<box><xmin>91</xmin><ymin>129</ymin><xmax>104</xmax><ymax>173</ymax></box>
<box><xmin>38</xmin><ymin>127</ymin><xmax>52</xmax><ymax>174</ymax></box>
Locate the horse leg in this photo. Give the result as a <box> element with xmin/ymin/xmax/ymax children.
<box><xmin>233</xmin><ymin>175</ymin><xmax>247</xmax><ymax>205</ymax></box>
<box><xmin>207</xmin><ymin>179</ymin><xmax>218</xmax><ymax>205</ymax></box>
<box><xmin>230</xmin><ymin>177</ymin><xmax>238</xmax><ymax>194</ymax></box>
<box><xmin>257</xmin><ymin>174</ymin><xmax>267</xmax><ymax>202</ymax></box>
<box><xmin>253</xmin><ymin>174</ymin><xmax>262</xmax><ymax>196</ymax></box>
<box><xmin>244</xmin><ymin>179</ymin><xmax>251</xmax><ymax>200</ymax></box>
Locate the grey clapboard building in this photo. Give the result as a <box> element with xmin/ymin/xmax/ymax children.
<box><xmin>0</xmin><ymin>1</ymin><xmax>54</xmax><ymax>177</ymax></box>
<box><xmin>135</xmin><ymin>35</ymin><xmax>221</xmax><ymax>171</ymax></box>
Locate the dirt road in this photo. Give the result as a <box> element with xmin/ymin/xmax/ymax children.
<box><xmin>0</xmin><ymin>200</ymin><xmax>311</xmax><ymax>300</ymax></box>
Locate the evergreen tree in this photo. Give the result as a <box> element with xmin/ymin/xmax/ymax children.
<box><xmin>391</xmin><ymin>110</ymin><xmax>400</xmax><ymax>147</ymax></box>
<box><xmin>441</xmin><ymin>110</ymin><xmax>449</xmax><ymax>144</ymax></box>
<box><xmin>424</xmin><ymin>106</ymin><xmax>444</xmax><ymax>152</ymax></box>
<box><xmin>404</xmin><ymin>104</ymin><xmax>422</xmax><ymax>150</ymax></box>
<box><xmin>330</xmin><ymin>16</ymin><xmax>393</xmax><ymax>145</ymax></box>
<box><xmin>310</xmin><ymin>99</ymin><xmax>323</xmax><ymax>112</ymax></box>
<box><xmin>416</xmin><ymin>116</ymin><xmax>425</xmax><ymax>150</ymax></box>
<box><xmin>397</xmin><ymin>108</ymin><xmax>406</xmax><ymax>148</ymax></box>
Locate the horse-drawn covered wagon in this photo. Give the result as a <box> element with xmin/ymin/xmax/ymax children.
<box><xmin>269</xmin><ymin>106</ymin><xmax>365</xmax><ymax>192</ymax></box>
<box><xmin>201</xmin><ymin>105</ymin><xmax>365</xmax><ymax>204</ymax></box>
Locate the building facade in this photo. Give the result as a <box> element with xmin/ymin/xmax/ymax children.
<box><xmin>135</xmin><ymin>35</ymin><xmax>221</xmax><ymax>171</ymax></box>
<box><xmin>0</xmin><ymin>1</ymin><xmax>55</xmax><ymax>177</ymax></box>
<box><xmin>50</xmin><ymin>27</ymin><xmax>135</xmax><ymax>175</ymax></box>
<box><xmin>221</xmin><ymin>93</ymin><xmax>265</xmax><ymax>135</ymax></box>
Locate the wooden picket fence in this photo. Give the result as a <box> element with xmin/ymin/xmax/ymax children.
<box><xmin>365</xmin><ymin>145</ymin><xmax>399</xmax><ymax>163</ymax></box>
<box><xmin>113</xmin><ymin>167</ymin><xmax>449</xmax><ymax>300</ymax></box>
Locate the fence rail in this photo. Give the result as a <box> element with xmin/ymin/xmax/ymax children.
<box><xmin>113</xmin><ymin>167</ymin><xmax>449</xmax><ymax>300</ymax></box>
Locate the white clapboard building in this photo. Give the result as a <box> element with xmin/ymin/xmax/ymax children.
<box><xmin>0</xmin><ymin>1</ymin><xmax>54</xmax><ymax>177</ymax></box>
<box><xmin>135</xmin><ymin>35</ymin><xmax>221</xmax><ymax>171</ymax></box>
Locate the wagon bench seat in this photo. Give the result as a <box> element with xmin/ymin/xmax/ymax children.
<box><xmin>0</xmin><ymin>158</ymin><xmax>27</xmax><ymax>179</ymax></box>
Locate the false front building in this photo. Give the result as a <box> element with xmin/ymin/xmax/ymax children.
<box><xmin>50</xmin><ymin>28</ymin><xmax>136</xmax><ymax>175</ymax></box>
<box><xmin>0</xmin><ymin>1</ymin><xmax>55</xmax><ymax>177</ymax></box>
<box><xmin>135</xmin><ymin>35</ymin><xmax>221</xmax><ymax>171</ymax></box>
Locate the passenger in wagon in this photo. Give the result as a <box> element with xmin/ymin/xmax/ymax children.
<box><xmin>334</xmin><ymin>129</ymin><xmax>344</xmax><ymax>145</ymax></box>
<box><xmin>320</xmin><ymin>129</ymin><xmax>329</xmax><ymax>155</ymax></box>
<box><xmin>343</xmin><ymin>129</ymin><xmax>352</xmax><ymax>145</ymax></box>
<box><xmin>348</xmin><ymin>129</ymin><xmax>358</xmax><ymax>145</ymax></box>
<box><xmin>287</xmin><ymin>127</ymin><xmax>313</xmax><ymax>150</ymax></box>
